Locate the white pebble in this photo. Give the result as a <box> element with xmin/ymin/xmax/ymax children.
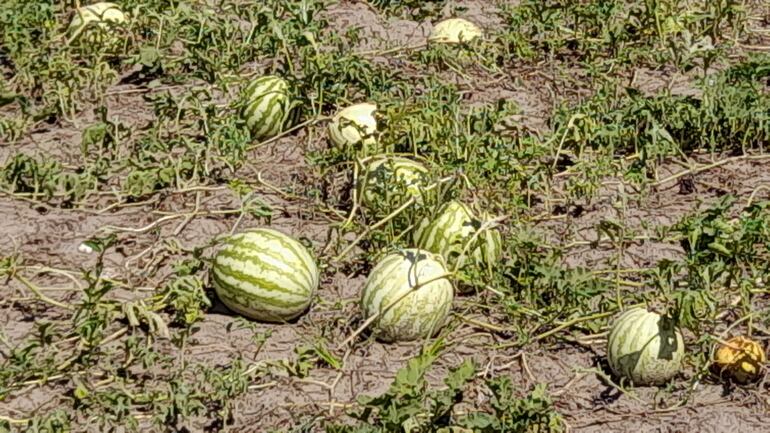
<box><xmin>78</xmin><ymin>243</ymin><xmax>94</xmax><ymax>254</ymax></box>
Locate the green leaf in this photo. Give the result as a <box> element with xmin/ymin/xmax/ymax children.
<box><xmin>138</xmin><ymin>46</ymin><xmax>161</xmax><ymax>68</ymax></box>
<box><xmin>444</xmin><ymin>359</ymin><xmax>475</xmax><ymax>390</ymax></box>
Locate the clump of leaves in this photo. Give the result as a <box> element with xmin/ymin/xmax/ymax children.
<box><xmin>378</xmin><ymin>79</ymin><xmax>546</xmax><ymax>210</ymax></box>
<box><xmin>0</xmin><ymin>153</ymin><xmax>97</xmax><ymax>204</ymax></box>
<box><xmin>153</xmin><ymin>274</ymin><xmax>210</xmax><ymax>327</ymax></box>
<box><xmin>326</xmin><ymin>338</ymin><xmax>564</xmax><ymax>433</ymax></box>
<box><xmin>655</xmin><ymin>196</ymin><xmax>770</xmax><ymax>331</ymax></box>
<box><xmin>492</xmin><ymin>0</ymin><xmax>745</xmax><ymax>70</ymax></box>
<box><xmin>15</xmin><ymin>410</ymin><xmax>71</xmax><ymax>433</ymax></box>
<box><xmin>549</xmin><ymin>56</ymin><xmax>770</xmax><ymax>190</ymax></box>
<box><xmin>367</xmin><ymin>0</ymin><xmax>444</xmax><ymax>20</ymax></box>
<box><xmin>327</xmin><ymin>339</ymin><xmax>476</xmax><ymax>432</ymax></box>
<box><xmin>499</xmin><ymin>225</ymin><xmax>609</xmax><ymax>326</ymax></box>
<box><xmin>460</xmin><ymin>380</ymin><xmax>563</xmax><ymax>433</ymax></box>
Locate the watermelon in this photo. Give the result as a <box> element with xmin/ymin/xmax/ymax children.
<box><xmin>713</xmin><ymin>336</ymin><xmax>766</xmax><ymax>384</ymax></box>
<box><xmin>607</xmin><ymin>308</ymin><xmax>685</xmax><ymax>385</ymax></box>
<box><xmin>413</xmin><ymin>200</ymin><xmax>501</xmax><ymax>288</ymax></box>
<box><xmin>361</xmin><ymin>249</ymin><xmax>454</xmax><ymax>342</ymax></box>
<box><xmin>241</xmin><ymin>75</ymin><xmax>292</xmax><ymax>140</ymax></box>
<box><xmin>428</xmin><ymin>18</ymin><xmax>482</xmax><ymax>45</ymax></box>
<box><xmin>328</xmin><ymin>103</ymin><xmax>378</xmax><ymax>150</ymax></box>
<box><xmin>357</xmin><ymin>156</ymin><xmax>430</xmax><ymax>216</ymax></box>
<box><xmin>68</xmin><ymin>2</ymin><xmax>126</xmax><ymax>40</ymax></box>
<box><xmin>210</xmin><ymin>228</ymin><xmax>319</xmax><ymax>323</ymax></box>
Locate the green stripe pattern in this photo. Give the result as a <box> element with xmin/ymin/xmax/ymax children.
<box><xmin>358</xmin><ymin>156</ymin><xmax>430</xmax><ymax>214</ymax></box>
<box><xmin>211</xmin><ymin>228</ymin><xmax>319</xmax><ymax>323</ymax></box>
<box><xmin>607</xmin><ymin>308</ymin><xmax>685</xmax><ymax>385</ymax></box>
<box><xmin>413</xmin><ymin>201</ymin><xmax>502</xmax><ymax>287</ymax></box>
<box><xmin>361</xmin><ymin>249</ymin><xmax>454</xmax><ymax>342</ymax></box>
<box><xmin>242</xmin><ymin>76</ymin><xmax>291</xmax><ymax>140</ymax></box>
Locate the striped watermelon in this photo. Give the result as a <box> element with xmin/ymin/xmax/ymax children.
<box><xmin>328</xmin><ymin>103</ymin><xmax>378</xmax><ymax>150</ymax></box>
<box><xmin>358</xmin><ymin>156</ymin><xmax>430</xmax><ymax>215</ymax></box>
<box><xmin>607</xmin><ymin>308</ymin><xmax>685</xmax><ymax>385</ymax></box>
<box><xmin>68</xmin><ymin>2</ymin><xmax>126</xmax><ymax>40</ymax></box>
<box><xmin>413</xmin><ymin>201</ymin><xmax>501</xmax><ymax>288</ymax></box>
<box><xmin>210</xmin><ymin>228</ymin><xmax>319</xmax><ymax>323</ymax></box>
<box><xmin>241</xmin><ymin>76</ymin><xmax>292</xmax><ymax>140</ymax></box>
<box><xmin>361</xmin><ymin>249</ymin><xmax>454</xmax><ymax>342</ymax></box>
<box><xmin>428</xmin><ymin>18</ymin><xmax>482</xmax><ymax>45</ymax></box>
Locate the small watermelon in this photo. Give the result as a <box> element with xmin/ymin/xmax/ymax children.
<box><xmin>241</xmin><ymin>75</ymin><xmax>292</xmax><ymax>141</ymax></box>
<box><xmin>68</xmin><ymin>2</ymin><xmax>127</xmax><ymax>41</ymax></box>
<box><xmin>713</xmin><ymin>336</ymin><xmax>766</xmax><ymax>384</ymax></box>
<box><xmin>357</xmin><ymin>156</ymin><xmax>430</xmax><ymax>217</ymax></box>
<box><xmin>428</xmin><ymin>18</ymin><xmax>482</xmax><ymax>45</ymax></box>
<box><xmin>328</xmin><ymin>103</ymin><xmax>378</xmax><ymax>150</ymax></box>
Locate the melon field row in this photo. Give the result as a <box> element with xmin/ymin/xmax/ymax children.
<box><xmin>1</xmin><ymin>1</ymin><xmax>769</xmax><ymax>432</ymax></box>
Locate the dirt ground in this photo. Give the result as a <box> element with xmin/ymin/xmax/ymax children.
<box><xmin>2</xmin><ymin>1</ymin><xmax>770</xmax><ymax>432</ymax></box>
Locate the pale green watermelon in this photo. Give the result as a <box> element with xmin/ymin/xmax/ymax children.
<box><xmin>68</xmin><ymin>2</ymin><xmax>126</xmax><ymax>41</ymax></box>
<box><xmin>357</xmin><ymin>156</ymin><xmax>430</xmax><ymax>216</ymax></box>
<box><xmin>428</xmin><ymin>18</ymin><xmax>482</xmax><ymax>44</ymax></box>
<box><xmin>607</xmin><ymin>308</ymin><xmax>685</xmax><ymax>385</ymax></box>
<box><xmin>328</xmin><ymin>103</ymin><xmax>378</xmax><ymax>150</ymax></box>
<box><xmin>361</xmin><ymin>249</ymin><xmax>454</xmax><ymax>342</ymax></box>
<box><xmin>414</xmin><ymin>201</ymin><xmax>502</xmax><ymax>287</ymax></box>
<box><xmin>211</xmin><ymin>228</ymin><xmax>319</xmax><ymax>322</ymax></box>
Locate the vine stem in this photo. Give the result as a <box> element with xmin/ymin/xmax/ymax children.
<box><xmin>332</xmin><ymin>175</ymin><xmax>454</xmax><ymax>263</ymax></box>
<box><xmin>172</xmin><ymin>191</ymin><xmax>201</xmax><ymax>236</ymax></box>
<box><xmin>246</xmin><ymin>116</ymin><xmax>329</xmax><ymax>151</ymax></box>
<box><xmin>13</xmin><ymin>274</ymin><xmax>74</xmax><ymax>310</ymax></box>
<box><xmin>652</xmin><ymin>154</ymin><xmax>770</xmax><ymax>187</ymax></box>
<box><xmin>577</xmin><ymin>367</ymin><xmax>646</xmax><ymax>404</ymax></box>
<box><xmin>0</xmin><ymin>415</ymin><xmax>29</xmax><ymax>425</ymax></box>
<box><xmin>492</xmin><ymin>308</ymin><xmax>637</xmax><ymax>350</ymax></box>
<box><xmin>354</xmin><ymin>42</ymin><xmax>427</xmax><ymax>57</ymax></box>
<box><xmin>453</xmin><ymin>314</ymin><xmax>509</xmax><ymax>333</ymax></box>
